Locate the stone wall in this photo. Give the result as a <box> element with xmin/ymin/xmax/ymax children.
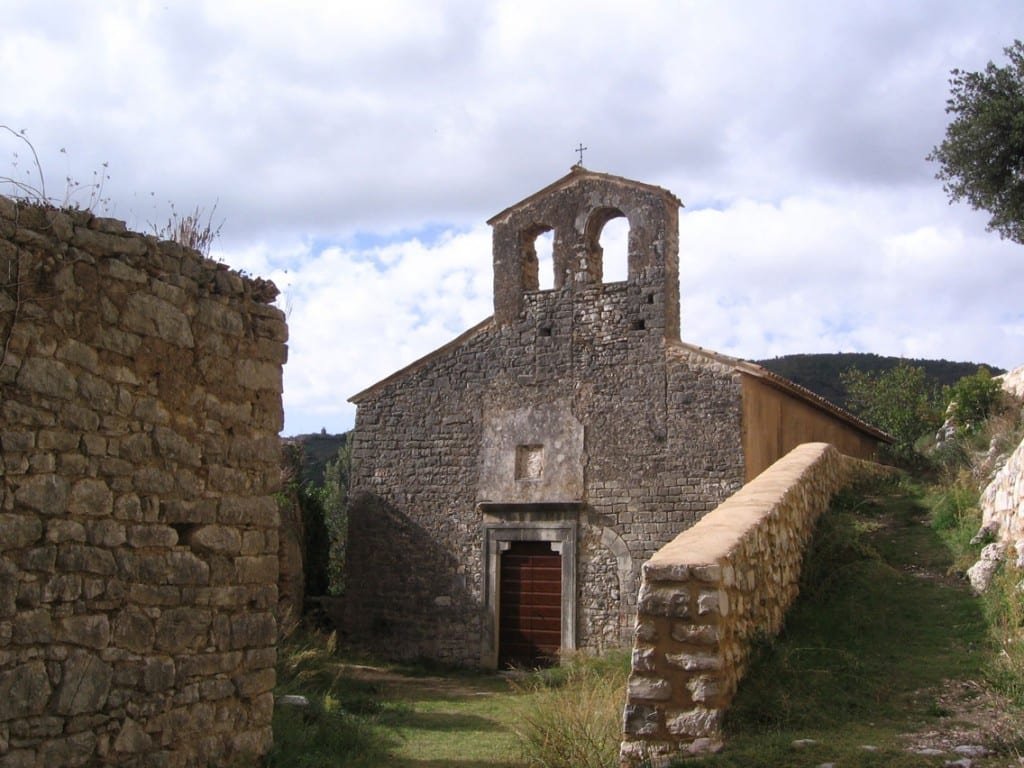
<box><xmin>0</xmin><ymin>198</ymin><xmax>286</xmax><ymax>767</ymax></box>
<box><xmin>345</xmin><ymin>275</ymin><xmax>746</xmax><ymax>665</ymax></box>
<box><xmin>619</xmin><ymin>443</ymin><xmax>875</xmax><ymax>766</ymax></box>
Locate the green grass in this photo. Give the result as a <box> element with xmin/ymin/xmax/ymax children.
<box><xmin>267</xmin><ymin>630</ymin><xmax>528</xmax><ymax>767</ymax></box>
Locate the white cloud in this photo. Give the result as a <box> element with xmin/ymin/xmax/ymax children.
<box><xmin>237</xmin><ymin>225</ymin><xmax>493</xmax><ymax>435</ymax></box>
<box><xmin>3</xmin><ymin>0</ymin><xmax>1024</xmax><ymax>434</ymax></box>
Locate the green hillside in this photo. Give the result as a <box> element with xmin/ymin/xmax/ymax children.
<box><xmin>755</xmin><ymin>353</ymin><xmax>1004</xmax><ymax>409</ymax></box>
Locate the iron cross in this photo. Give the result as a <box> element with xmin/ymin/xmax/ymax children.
<box><xmin>574</xmin><ymin>142</ymin><xmax>588</xmax><ymax>165</ymax></box>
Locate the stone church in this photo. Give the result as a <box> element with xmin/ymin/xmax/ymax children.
<box><xmin>343</xmin><ymin>167</ymin><xmax>887</xmax><ymax>668</ymax></box>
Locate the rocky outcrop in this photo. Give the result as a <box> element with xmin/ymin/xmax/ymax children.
<box><xmin>997</xmin><ymin>365</ymin><xmax>1024</xmax><ymax>399</ymax></box>
<box><xmin>970</xmin><ymin>365</ymin><xmax>1024</xmax><ymax>588</ymax></box>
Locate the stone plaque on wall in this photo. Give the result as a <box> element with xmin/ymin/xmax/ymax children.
<box><xmin>478</xmin><ymin>400</ymin><xmax>584</xmax><ymax>503</ymax></box>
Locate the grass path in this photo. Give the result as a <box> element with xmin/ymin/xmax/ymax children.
<box><xmin>353</xmin><ymin>666</ymin><xmax>525</xmax><ymax>767</ymax></box>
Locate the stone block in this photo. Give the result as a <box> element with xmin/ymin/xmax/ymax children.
<box><xmin>56</xmin><ymin>614</ymin><xmax>111</xmax><ymax>649</ymax></box>
<box><xmin>12</xmin><ymin>609</ymin><xmax>53</xmax><ymax>644</ymax></box>
<box><xmin>113</xmin><ymin>717</ymin><xmax>152</xmax><ymax>753</ymax></box>
<box><xmin>686</xmin><ymin>675</ymin><xmax>721</xmax><ymax>704</ymax></box>
<box><xmin>44</xmin><ymin>520</ymin><xmax>85</xmax><ymax>548</ymax></box>
<box><xmin>153</xmin><ymin>427</ymin><xmax>202</xmax><ymax>466</ymax></box>
<box><xmin>230</xmin><ymin>612</ymin><xmax>276</xmax><ymax>650</ymax></box>
<box><xmin>122</xmin><ymin>293</ymin><xmax>194</xmax><ymax>347</ymax></box>
<box><xmin>243</xmin><ymin>646</ymin><xmax>277</xmax><ymax>670</ymax></box>
<box><xmin>53</xmin><ymin>651</ymin><xmax>112</xmax><ymax>715</ymax></box>
<box><xmin>665</xmin><ymin>651</ymin><xmax>722</xmax><ymax>672</ymax></box>
<box><xmin>36</xmin><ymin>731</ymin><xmax>96</xmax><ymax>768</ymax></box>
<box><xmin>627</xmin><ymin>674</ymin><xmax>672</xmax><ymax>701</ymax></box>
<box><xmin>14</xmin><ymin>474</ymin><xmax>69</xmax><ymax>515</ymax></box>
<box><xmin>637</xmin><ymin>583</ymin><xmax>690</xmax><ymax>618</ymax></box>
<box><xmin>631</xmin><ymin>646</ymin><xmax>657</xmax><ymax>673</ymax></box>
<box><xmin>200</xmin><ymin>677</ymin><xmax>236</xmax><ymax>700</ymax></box>
<box><xmin>670</xmin><ymin>622</ymin><xmax>719</xmax><ymax>645</ymax></box>
<box><xmin>143</xmin><ymin>656</ymin><xmax>176</xmax><ymax>692</ymax></box>
<box><xmin>112</xmin><ymin>607</ymin><xmax>155</xmax><ymax>653</ymax></box>
<box><xmin>233</xmin><ymin>668</ymin><xmax>275</xmax><ymax>698</ymax></box>
<box><xmin>165</xmin><ymin>550</ymin><xmax>210</xmax><ymax>585</ymax></box>
<box><xmin>176</xmin><ymin>651</ymin><xmax>243</xmax><ymax>679</ymax></box>
<box><xmin>16</xmin><ymin>357</ymin><xmax>76</xmax><ymax>400</ymax></box>
<box><xmin>621</xmin><ymin>703</ymin><xmax>663</xmax><ymax>737</ymax></box>
<box><xmin>188</xmin><ymin>525</ymin><xmax>242</xmax><ymax>555</ymax></box>
<box><xmin>235</xmin><ymin>555</ymin><xmax>277</xmax><ymax>584</ymax></box>
<box><xmin>127</xmin><ymin>524</ymin><xmax>179</xmax><ymax>548</ymax></box>
<box><xmin>154</xmin><ymin>608</ymin><xmax>211</xmax><ymax>653</ymax></box>
<box><xmin>0</xmin><ymin>661</ymin><xmax>51</xmax><ymax>719</ymax></box>
<box><xmin>642</xmin><ymin>561</ymin><xmax>689</xmax><ymax>581</ymax></box>
<box><xmin>57</xmin><ymin>544</ymin><xmax>117</xmax><ymax>575</ymax></box>
<box><xmin>665</xmin><ymin>707</ymin><xmax>722</xmax><ymax>737</ymax></box>
<box><xmin>697</xmin><ymin>589</ymin><xmax>728</xmax><ymax>616</ymax></box>
<box><xmin>88</xmin><ymin>519</ymin><xmax>126</xmax><ymax>547</ymax></box>
<box><xmin>0</xmin><ymin>514</ymin><xmax>42</xmax><ymax>549</ymax></box>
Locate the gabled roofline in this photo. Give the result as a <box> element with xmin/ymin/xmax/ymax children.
<box><xmin>351</xmin><ymin>328</ymin><xmax>892</xmax><ymax>443</ymax></box>
<box><xmin>348</xmin><ymin>317</ymin><xmax>494</xmax><ymax>404</ymax></box>
<box><xmin>486</xmin><ymin>165</ymin><xmax>683</xmax><ymax>226</ymax></box>
<box><xmin>667</xmin><ymin>340</ymin><xmax>894</xmax><ymax>443</ymax></box>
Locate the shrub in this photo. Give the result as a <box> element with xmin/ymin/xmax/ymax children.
<box><xmin>982</xmin><ymin>561</ymin><xmax>1024</xmax><ymax>708</ymax></box>
<box><xmin>944</xmin><ymin>367</ymin><xmax>1004</xmax><ymax>435</ymax></box>
<box><xmin>510</xmin><ymin>651</ymin><xmax>629</xmax><ymax>768</ymax></box>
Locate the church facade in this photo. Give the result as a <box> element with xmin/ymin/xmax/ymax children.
<box><xmin>343</xmin><ymin>168</ymin><xmax>886</xmax><ymax>667</ymax></box>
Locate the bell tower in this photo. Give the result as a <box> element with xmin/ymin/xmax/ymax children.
<box><xmin>486</xmin><ymin>166</ymin><xmax>682</xmax><ymax>340</ymax></box>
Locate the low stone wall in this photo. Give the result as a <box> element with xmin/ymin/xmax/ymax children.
<box><xmin>619</xmin><ymin>443</ymin><xmax>871</xmax><ymax>766</ymax></box>
<box><xmin>0</xmin><ymin>198</ymin><xmax>286</xmax><ymax>767</ymax></box>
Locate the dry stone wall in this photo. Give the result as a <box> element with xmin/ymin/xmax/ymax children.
<box><xmin>0</xmin><ymin>197</ymin><xmax>286</xmax><ymax>767</ymax></box>
<box><xmin>619</xmin><ymin>444</ymin><xmax>882</xmax><ymax>766</ymax></box>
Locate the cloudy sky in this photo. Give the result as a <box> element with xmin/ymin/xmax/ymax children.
<box><xmin>4</xmin><ymin>1</ymin><xmax>1023</xmax><ymax>435</ymax></box>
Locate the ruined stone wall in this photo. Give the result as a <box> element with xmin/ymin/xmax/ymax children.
<box><xmin>620</xmin><ymin>444</ymin><xmax>869</xmax><ymax>766</ymax></box>
<box><xmin>346</xmin><ymin>278</ymin><xmax>745</xmax><ymax>666</ymax></box>
<box><xmin>0</xmin><ymin>198</ymin><xmax>286</xmax><ymax>767</ymax></box>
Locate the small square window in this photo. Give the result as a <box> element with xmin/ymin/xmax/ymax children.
<box><xmin>515</xmin><ymin>444</ymin><xmax>544</xmax><ymax>481</ymax></box>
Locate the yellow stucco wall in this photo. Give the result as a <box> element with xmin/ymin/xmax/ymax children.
<box><xmin>740</xmin><ymin>374</ymin><xmax>882</xmax><ymax>481</ymax></box>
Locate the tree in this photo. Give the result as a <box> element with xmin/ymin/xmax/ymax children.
<box><xmin>841</xmin><ymin>363</ymin><xmax>943</xmax><ymax>464</ymax></box>
<box><xmin>320</xmin><ymin>443</ymin><xmax>351</xmax><ymax>596</ymax></box>
<box><xmin>943</xmin><ymin>366</ymin><xmax>1003</xmax><ymax>434</ymax></box>
<box><xmin>927</xmin><ymin>40</ymin><xmax>1024</xmax><ymax>244</ymax></box>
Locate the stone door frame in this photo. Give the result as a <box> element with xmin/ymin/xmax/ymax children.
<box><xmin>479</xmin><ymin>503</ymin><xmax>579</xmax><ymax>669</ymax></box>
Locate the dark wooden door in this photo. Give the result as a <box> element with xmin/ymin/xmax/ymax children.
<box><xmin>498</xmin><ymin>540</ymin><xmax>561</xmax><ymax>668</ymax></box>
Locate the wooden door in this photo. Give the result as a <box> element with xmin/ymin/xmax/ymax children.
<box><xmin>498</xmin><ymin>540</ymin><xmax>561</xmax><ymax>668</ymax></box>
